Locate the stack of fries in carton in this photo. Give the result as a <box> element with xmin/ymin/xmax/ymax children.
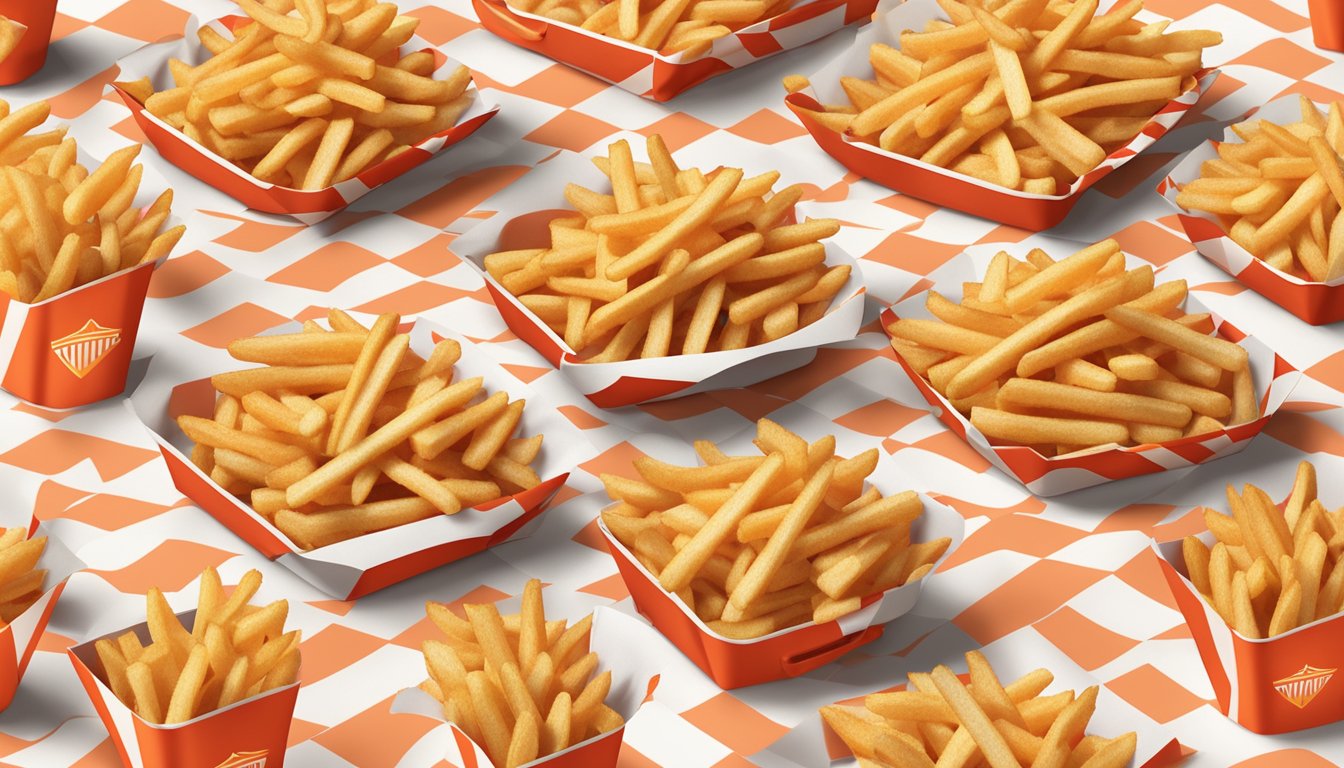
<box><xmin>485</xmin><ymin>135</ymin><xmax>850</xmax><ymax>362</ymax></box>
<box><xmin>1184</xmin><ymin>461</ymin><xmax>1344</xmax><ymax>638</ymax></box>
<box><xmin>1175</xmin><ymin>96</ymin><xmax>1344</xmax><ymax>283</ymax></box>
<box><xmin>887</xmin><ymin>240</ymin><xmax>1258</xmax><ymax>455</ymax></box>
<box><xmin>0</xmin><ymin>528</ymin><xmax>46</xmax><ymax>625</ymax></box>
<box><xmin>117</xmin><ymin>0</ymin><xmax>476</xmax><ymax>190</ymax></box>
<box><xmin>178</xmin><ymin>310</ymin><xmax>544</xmax><ymax>550</ymax></box>
<box><xmin>785</xmin><ymin>0</ymin><xmax>1219</xmax><ymax>194</ymax></box>
<box><xmin>519</xmin><ymin>0</ymin><xmax>791</xmax><ymax>58</ymax></box>
<box><xmin>823</xmin><ymin>650</ymin><xmax>1136</xmax><ymax>767</ymax></box>
<box><xmin>0</xmin><ymin>97</ymin><xmax>183</xmax><ymax>303</ymax></box>
<box><xmin>601</xmin><ymin>419</ymin><xmax>950</xmax><ymax>638</ymax></box>
<box><xmin>93</xmin><ymin>567</ymin><xmax>298</xmax><ymax>725</ymax></box>
<box><xmin>421</xmin><ymin>579</ymin><xmax>625</xmax><ymax>767</ymax></box>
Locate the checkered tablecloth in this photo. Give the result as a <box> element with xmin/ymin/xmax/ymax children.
<box><xmin>0</xmin><ymin>0</ymin><xmax>1342</xmax><ymax>765</ymax></box>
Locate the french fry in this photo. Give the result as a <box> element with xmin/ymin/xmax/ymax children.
<box><xmin>888</xmin><ymin>241</ymin><xmax>1257</xmax><ymax>453</ymax></box>
<box><xmin>487</xmin><ymin>135</ymin><xmax>846</xmax><ymax>361</ymax></box>
<box><xmin>98</xmin><ymin>567</ymin><xmax>298</xmax><ymax>724</ymax></box>
<box><xmin>1184</xmin><ymin>461</ymin><xmax>1344</xmax><ymax>637</ymax></box>
<box><xmin>791</xmin><ymin>0</ymin><xmax>1218</xmax><ymax>192</ymax></box>
<box><xmin>827</xmin><ymin>652</ymin><xmax>1136</xmax><ymax>767</ymax></box>
<box><xmin>178</xmin><ymin>312</ymin><xmax>544</xmax><ymax>550</ymax></box>
<box><xmin>0</xmin><ymin>529</ymin><xmax>45</xmax><ymax>627</ymax></box>
<box><xmin>601</xmin><ymin>419</ymin><xmax>949</xmax><ymax>637</ymax></box>
<box><xmin>420</xmin><ymin>580</ymin><xmax>624</xmax><ymax>767</ymax></box>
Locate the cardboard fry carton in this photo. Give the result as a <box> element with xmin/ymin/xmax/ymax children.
<box><xmin>127</xmin><ymin>315</ymin><xmax>590</xmax><ymax>600</ymax></box>
<box><xmin>1160</xmin><ymin>95</ymin><xmax>1344</xmax><ymax>325</ymax></box>
<box><xmin>474</xmin><ymin>0</ymin><xmax>877</xmax><ymax>102</ymax></box>
<box><xmin>786</xmin><ymin>0</ymin><xmax>1216</xmax><ymax>231</ymax></box>
<box><xmin>68</xmin><ymin>608</ymin><xmax>299</xmax><ymax>768</ymax></box>
<box><xmin>1157</xmin><ymin>535</ymin><xmax>1344</xmax><ymax>734</ymax></box>
<box><xmin>1308</xmin><ymin>0</ymin><xmax>1344</xmax><ymax>51</ymax></box>
<box><xmin>392</xmin><ymin>607</ymin><xmax>663</xmax><ymax>768</ymax></box>
<box><xmin>448</xmin><ymin>147</ymin><xmax>867</xmax><ymax>409</ymax></box>
<box><xmin>111</xmin><ymin>14</ymin><xmax>500</xmax><ymax>224</ymax></box>
<box><xmin>0</xmin><ymin>3</ymin><xmax>45</xmax><ymax>85</ymax></box>
<box><xmin>0</xmin><ymin>520</ymin><xmax>80</xmax><ymax>712</ymax></box>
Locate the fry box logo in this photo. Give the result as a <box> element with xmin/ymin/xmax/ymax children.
<box><xmin>214</xmin><ymin>750</ymin><xmax>268</xmax><ymax>768</ymax></box>
<box><xmin>1273</xmin><ymin>664</ymin><xmax>1336</xmax><ymax>709</ymax></box>
<box><xmin>50</xmin><ymin>320</ymin><xmax>121</xmax><ymax>378</ymax></box>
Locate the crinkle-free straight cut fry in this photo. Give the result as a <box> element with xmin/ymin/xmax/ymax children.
<box><xmin>0</xmin><ymin>17</ymin><xmax>21</xmax><ymax>64</ymax></box>
<box><xmin>887</xmin><ymin>240</ymin><xmax>1259</xmax><ymax>455</ymax></box>
<box><xmin>1175</xmin><ymin>96</ymin><xmax>1344</xmax><ymax>282</ymax></box>
<box><xmin>485</xmin><ymin>134</ymin><xmax>851</xmax><ymax>362</ymax></box>
<box><xmin>515</xmin><ymin>0</ymin><xmax>790</xmax><ymax>58</ymax></box>
<box><xmin>601</xmin><ymin>419</ymin><xmax>951</xmax><ymax>638</ymax></box>
<box><xmin>420</xmin><ymin>579</ymin><xmax>625</xmax><ymax>768</ymax></box>
<box><xmin>0</xmin><ymin>97</ymin><xmax>184</xmax><ymax>303</ymax></box>
<box><xmin>823</xmin><ymin>650</ymin><xmax>1137</xmax><ymax>768</ymax></box>
<box><xmin>116</xmin><ymin>0</ymin><xmax>476</xmax><ymax>190</ymax></box>
<box><xmin>178</xmin><ymin>310</ymin><xmax>544</xmax><ymax>550</ymax></box>
<box><xmin>0</xmin><ymin>528</ymin><xmax>46</xmax><ymax>625</ymax></box>
<box><xmin>1184</xmin><ymin>461</ymin><xmax>1344</xmax><ymax>639</ymax></box>
<box><xmin>93</xmin><ymin>567</ymin><xmax>299</xmax><ymax>725</ymax></box>
<box><xmin>784</xmin><ymin>0</ymin><xmax>1220</xmax><ymax>194</ymax></box>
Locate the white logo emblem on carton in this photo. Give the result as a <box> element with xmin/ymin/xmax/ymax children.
<box><xmin>214</xmin><ymin>750</ymin><xmax>268</xmax><ymax>768</ymax></box>
<box><xmin>50</xmin><ymin>320</ymin><xmax>121</xmax><ymax>378</ymax></box>
<box><xmin>1273</xmin><ymin>664</ymin><xmax>1336</xmax><ymax>709</ymax></box>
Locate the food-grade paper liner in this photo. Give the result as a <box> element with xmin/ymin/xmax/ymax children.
<box><xmin>881</xmin><ymin>243</ymin><xmax>1300</xmax><ymax>496</ymax></box>
<box><xmin>391</xmin><ymin>607</ymin><xmax>663</xmax><ymax>768</ymax></box>
<box><xmin>449</xmin><ymin>147</ymin><xmax>867</xmax><ymax>409</ymax></box>
<box><xmin>474</xmin><ymin>0</ymin><xmax>877</xmax><ymax>102</ymax></box>
<box><xmin>69</xmin><ymin>608</ymin><xmax>300</xmax><ymax>768</ymax></box>
<box><xmin>127</xmin><ymin>314</ymin><xmax>589</xmax><ymax>600</ymax></box>
<box><xmin>596</xmin><ymin>406</ymin><xmax>965</xmax><ymax>689</ymax></box>
<box><xmin>111</xmin><ymin>13</ymin><xmax>500</xmax><ymax>224</ymax></box>
<box><xmin>786</xmin><ymin>0</ymin><xmax>1217</xmax><ymax>231</ymax></box>
<box><xmin>1157</xmin><ymin>533</ymin><xmax>1344</xmax><ymax>734</ymax></box>
<box><xmin>1160</xmin><ymin>95</ymin><xmax>1344</xmax><ymax>325</ymax></box>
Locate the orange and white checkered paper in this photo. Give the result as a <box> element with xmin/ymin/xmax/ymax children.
<box><xmin>473</xmin><ymin>0</ymin><xmax>878</xmax><ymax>102</ymax></box>
<box><xmin>392</xmin><ymin>606</ymin><xmax>662</xmax><ymax>768</ymax></box>
<box><xmin>0</xmin><ymin>518</ymin><xmax>80</xmax><ymax>713</ymax></box>
<box><xmin>448</xmin><ymin>143</ymin><xmax>867</xmax><ymax>409</ymax></box>
<box><xmin>125</xmin><ymin>313</ymin><xmax>589</xmax><ymax>600</ymax></box>
<box><xmin>1160</xmin><ymin>95</ymin><xmax>1344</xmax><ymax>326</ymax></box>
<box><xmin>110</xmin><ymin>13</ymin><xmax>501</xmax><ymax>225</ymax></box>
<box><xmin>881</xmin><ymin>241</ymin><xmax>1300</xmax><ymax>496</ymax></box>
<box><xmin>785</xmin><ymin>0</ymin><xmax>1218</xmax><ymax>231</ymax></box>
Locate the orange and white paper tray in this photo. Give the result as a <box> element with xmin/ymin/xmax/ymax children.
<box><xmin>449</xmin><ymin>145</ymin><xmax>867</xmax><ymax>409</ymax></box>
<box><xmin>473</xmin><ymin>0</ymin><xmax>878</xmax><ymax>102</ymax></box>
<box><xmin>0</xmin><ymin>3</ymin><xmax>46</xmax><ymax>86</ymax></box>
<box><xmin>110</xmin><ymin>13</ymin><xmax>500</xmax><ymax>225</ymax></box>
<box><xmin>0</xmin><ymin>520</ymin><xmax>79</xmax><ymax>712</ymax></box>
<box><xmin>1156</xmin><ymin>535</ymin><xmax>1344</xmax><ymax>734</ymax></box>
<box><xmin>784</xmin><ymin>0</ymin><xmax>1217</xmax><ymax>231</ymax></box>
<box><xmin>754</xmin><ymin>624</ymin><xmax>1182</xmax><ymax>767</ymax></box>
<box><xmin>125</xmin><ymin>314</ymin><xmax>588</xmax><ymax>600</ymax></box>
<box><xmin>596</xmin><ymin>406</ymin><xmax>964</xmax><ymax>689</ymax></box>
<box><xmin>392</xmin><ymin>607</ymin><xmax>662</xmax><ymax>768</ymax></box>
<box><xmin>881</xmin><ymin>242</ymin><xmax>1300</xmax><ymax>496</ymax></box>
<box><xmin>68</xmin><ymin>608</ymin><xmax>299</xmax><ymax>768</ymax></box>
<box><xmin>1159</xmin><ymin>95</ymin><xmax>1343</xmax><ymax>325</ymax></box>
<box><xmin>0</xmin><ymin>150</ymin><xmax>182</xmax><ymax>411</ymax></box>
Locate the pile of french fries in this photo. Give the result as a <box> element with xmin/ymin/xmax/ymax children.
<box><xmin>823</xmin><ymin>651</ymin><xmax>1137</xmax><ymax>768</ymax></box>
<box><xmin>117</xmin><ymin>0</ymin><xmax>475</xmax><ymax>191</ymax></box>
<box><xmin>0</xmin><ymin>529</ymin><xmax>46</xmax><ymax>625</ymax></box>
<box><xmin>0</xmin><ymin>98</ymin><xmax>184</xmax><ymax>304</ymax></box>
<box><xmin>0</xmin><ymin>17</ymin><xmax>21</xmax><ymax>63</ymax></box>
<box><xmin>1175</xmin><ymin>97</ymin><xmax>1344</xmax><ymax>283</ymax></box>
<box><xmin>519</xmin><ymin>0</ymin><xmax>788</xmax><ymax>58</ymax></box>
<box><xmin>785</xmin><ymin>0</ymin><xmax>1219</xmax><ymax>194</ymax></box>
<box><xmin>178</xmin><ymin>310</ymin><xmax>544</xmax><ymax>550</ymax></box>
<box><xmin>421</xmin><ymin>579</ymin><xmax>624</xmax><ymax>768</ymax></box>
<box><xmin>93</xmin><ymin>567</ymin><xmax>299</xmax><ymax>725</ymax></box>
<box><xmin>486</xmin><ymin>135</ymin><xmax>850</xmax><ymax>362</ymax></box>
<box><xmin>887</xmin><ymin>240</ymin><xmax>1259</xmax><ymax>455</ymax></box>
<box><xmin>1183</xmin><ymin>462</ymin><xmax>1344</xmax><ymax>639</ymax></box>
<box><xmin>601</xmin><ymin>419</ymin><xmax>950</xmax><ymax>638</ymax></box>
